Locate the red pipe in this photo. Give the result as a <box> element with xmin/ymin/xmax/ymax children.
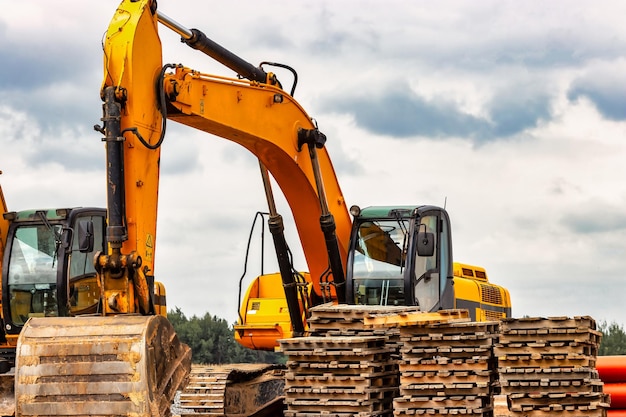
<box><xmin>597</xmin><ymin>355</ymin><xmax>626</xmax><ymax>412</ymax></box>
<box><xmin>598</xmin><ymin>356</ymin><xmax>626</xmax><ymax>383</ymax></box>
<box><xmin>605</xmin><ymin>383</ymin><xmax>626</xmax><ymax>409</ymax></box>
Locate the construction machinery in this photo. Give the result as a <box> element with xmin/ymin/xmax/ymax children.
<box><xmin>0</xmin><ymin>184</ymin><xmax>184</xmax><ymax>417</ymax></box>
<box><xmin>6</xmin><ymin>0</ymin><xmax>513</xmax><ymax>416</ymax></box>
<box><xmin>2</xmin><ymin>0</ymin><xmax>623</xmax><ymax>416</ymax></box>
<box><xmin>234</xmin><ymin>205</ymin><xmax>512</xmax><ymax>351</ymax></box>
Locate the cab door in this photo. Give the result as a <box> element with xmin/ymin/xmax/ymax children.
<box><xmin>410</xmin><ymin>208</ymin><xmax>454</xmax><ymax>312</ymax></box>
<box><xmin>66</xmin><ymin>210</ymin><xmax>106</xmax><ymax>315</ymax></box>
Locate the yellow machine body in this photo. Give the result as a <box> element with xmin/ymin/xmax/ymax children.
<box><xmin>235</xmin><ymin>273</ymin><xmax>312</xmax><ymax>351</ymax></box>
<box><xmin>452</xmin><ymin>262</ymin><xmax>512</xmax><ymax>322</ymax></box>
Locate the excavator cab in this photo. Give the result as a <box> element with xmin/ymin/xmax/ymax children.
<box><xmin>346</xmin><ymin>205</ymin><xmax>454</xmax><ymax>311</ymax></box>
<box><xmin>345</xmin><ymin>205</ymin><xmax>511</xmax><ymax>321</ymax></box>
<box><xmin>1</xmin><ymin>208</ymin><xmax>106</xmax><ymax>341</ymax></box>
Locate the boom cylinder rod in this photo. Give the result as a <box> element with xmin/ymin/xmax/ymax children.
<box><xmin>157</xmin><ymin>11</ymin><xmax>268</xmax><ymax>83</ymax></box>
<box><xmin>101</xmin><ymin>86</ymin><xmax>127</xmax><ymax>251</ymax></box>
<box><xmin>297</xmin><ymin>128</ymin><xmax>346</xmax><ymax>303</ymax></box>
<box><xmin>156</xmin><ymin>11</ymin><xmax>192</xmax><ymax>39</ymax></box>
<box><xmin>259</xmin><ymin>162</ymin><xmax>306</xmax><ymax>336</ymax></box>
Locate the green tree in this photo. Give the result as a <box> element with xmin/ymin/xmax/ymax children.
<box><xmin>598</xmin><ymin>321</ymin><xmax>626</xmax><ymax>355</ymax></box>
<box><xmin>167</xmin><ymin>307</ymin><xmax>285</xmax><ymax>364</ymax></box>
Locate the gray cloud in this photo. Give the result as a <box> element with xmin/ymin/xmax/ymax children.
<box><xmin>322</xmin><ymin>85</ymin><xmax>551</xmax><ymax>143</ymax></box>
<box><xmin>489</xmin><ymin>88</ymin><xmax>552</xmax><ymax>137</ymax></box>
<box><xmin>22</xmin><ymin>136</ymin><xmax>103</xmax><ymax>172</ymax></box>
<box><xmin>0</xmin><ymin>31</ymin><xmax>98</xmax><ymax>92</ymax></box>
<box><xmin>325</xmin><ymin>89</ymin><xmax>487</xmax><ymax>139</ymax></box>
<box><xmin>561</xmin><ymin>207</ymin><xmax>626</xmax><ymax>234</ymax></box>
<box><xmin>568</xmin><ymin>72</ymin><xmax>626</xmax><ymax>121</ymax></box>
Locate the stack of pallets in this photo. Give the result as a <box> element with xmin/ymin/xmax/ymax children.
<box><xmin>280</xmin><ymin>305</ymin><xmax>468</xmax><ymax>417</ymax></box>
<box><xmin>307</xmin><ymin>304</ymin><xmax>469</xmax><ymax>358</ymax></box>
<box><xmin>306</xmin><ymin>304</ymin><xmax>421</xmax><ymax>358</ymax></box>
<box><xmin>393</xmin><ymin>320</ymin><xmax>500</xmax><ymax>416</ymax></box>
<box><xmin>279</xmin><ymin>335</ymin><xmax>398</xmax><ymax>417</ymax></box>
<box><xmin>495</xmin><ymin>316</ymin><xmax>610</xmax><ymax>417</ymax></box>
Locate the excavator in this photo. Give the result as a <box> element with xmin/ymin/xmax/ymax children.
<box><xmin>0</xmin><ymin>175</ymin><xmax>184</xmax><ymax>416</ymax></box>
<box><xmin>1</xmin><ymin>0</ymin><xmax>514</xmax><ymax>416</ymax></box>
<box><xmin>234</xmin><ymin>205</ymin><xmax>513</xmax><ymax>351</ymax></box>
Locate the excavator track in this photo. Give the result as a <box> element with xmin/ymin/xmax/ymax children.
<box><xmin>15</xmin><ymin>315</ymin><xmax>191</xmax><ymax>417</ymax></box>
<box><xmin>174</xmin><ymin>364</ymin><xmax>285</xmax><ymax>417</ymax></box>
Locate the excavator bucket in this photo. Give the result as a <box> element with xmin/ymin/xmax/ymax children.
<box><xmin>14</xmin><ymin>315</ymin><xmax>191</xmax><ymax>417</ymax></box>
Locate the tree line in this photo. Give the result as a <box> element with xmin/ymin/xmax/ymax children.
<box><xmin>598</xmin><ymin>321</ymin><xmax>626</xmax><ymax>355</ymax></box>
<box><xmin>167</xmin><ymin>307</ymin><xmax>285</xmax><ymax>364</ymax></box>
<box><xmin>167</xmin><ymin>308</ymin><xmax>626</xmax><ymax>364</ymax></box>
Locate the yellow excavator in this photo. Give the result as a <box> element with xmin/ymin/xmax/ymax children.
<box><xmin>234</xmin><ymin>206</ymin><xmax>513</xmax><ymax>351</ymax></box>
<box><xmin>0</xmin><ymin>189</ymin><xmax>188</xmax><ymax>416</ymax></box>
<box><xmin>3</xmin><ymin>0</ymin><xmax>512</xmax><ymax>416</ymax></box>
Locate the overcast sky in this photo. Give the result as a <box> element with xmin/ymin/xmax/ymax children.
<box><xmin>1</xmin><ymin>1</ymin><xmax>625</xmax><ymax>327</ymax></box>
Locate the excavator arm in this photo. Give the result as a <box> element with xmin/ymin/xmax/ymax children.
<box><xmin>99</xmin><ymin>0</ymin><xmax>352</xmax><ymax>312</ymax></box>
<box><xmin>97</xmin><ymin>0</ymin><xmax>164</xmax><ymax>316</ymax></box>
<box><xmin>163</xmin><ymin>67</ymin><xmax>352</xmax><ymax>300</ymax></box>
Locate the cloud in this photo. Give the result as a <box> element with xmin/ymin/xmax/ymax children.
<box><xmin>0</xmin><ymin>26</ymin><xmax>98</xmax><ymax>93</ymax></box>
<box><xmin>561</xmin><ymin>205</ymin><xmax>626</xmax><ymax>234</ymax></box>
<box><xmin>568</xmin><ymin>68</ymin><xmax>626</xmax><ymax>121</ymax></box>
<box><xmin>324</xmin><ymin>87</ymin><xmax>485</xmax><ymax>139</ymax></box>
<box><xmin>321</xmin><ymin>83</ymin><xmax>552</xmax><ymax>144</ymax></box>
<box><xmin>0</xmin><ymin>103</ymin><xmax>103</xmax><ymax>172</ymax></box>
<box><xmin>489</xmin><ymin>87</ymin><xmax>552</xmax><ymax>137</ymax></box>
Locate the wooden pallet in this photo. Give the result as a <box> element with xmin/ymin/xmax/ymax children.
<box><xmin>400</xmin><ymin>381</ymin><xmax>493</xmax><ymax>397</ymax></box>
<box><xmin>498</xmin><ymin>327</ymin><xmax>602</xmax><ymax>345</ymax></box>
<box><xmin>393</xmin><ymin>321</ymin><xmax>499</xmax><ymax>417</ymax></box>
<box><xmin>494</xmin><ymin>316</ymin><xmax>608</xmax><ymax>417</ymax></box>
<box><xmin>307</xmin><ymin>304</ymin><xmax>421</xmax><ymax>334</ymax></box>
<box><xmin>400</xmin><ymin>369</ymin><xmax>494</xmax><ymax>386</ymax></box>
<box><xmin>499</xmin><ymin>366</ymin><xmax>603</xmax><ymax>395</ymax></box>
<box><xmin>284</xmin><ymin>410</ymin><xmax>392</xmax><ymax>417</ymax></box>
<box><xmin>400</xmin><ymin>356</ymin><xmax>494</xmax><ymax>374</ymax></box>
<box><xmin>364</xmin><ymin>309</ymin><xmax>471</xmax><ymax>328</ymax></box>
<box><xmin>281</xmin><ymin>335</ymin><xmax>397</xmax><ymax>417</ymax></box>
<box><xmin>393</xmin><ymin>394</ymin><xmax>491</xmax><ymax>414</ymax></box>
<box><xmin>499</xmin><ymin>316</ymin><xmax>597</xmax><ymax>332</ymax></box>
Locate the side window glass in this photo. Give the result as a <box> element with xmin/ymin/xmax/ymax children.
<box><xmin>69</xmin><ymin>214</ymin><xmax>104</xmax><ymax>314</ymax></box>
<box><xmin>413</xmin><ymin>215</ymin><xmax>439</xmax><ymax>311</ymax></box>
<box><xmin>439</xmin><ymin>216</ymin><xmax>450</xmax><ymax>295</ymax></box>
<box><xmin>69</xmin><ymin>216</ymin><xmax>104</xmax><ymax>279</ymax></box>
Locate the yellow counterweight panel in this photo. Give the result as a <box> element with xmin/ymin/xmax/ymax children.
<box><xmin>453</xmin><ymin>262</ymin><xmax>511</xmax><ymax>321</ymax></box>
